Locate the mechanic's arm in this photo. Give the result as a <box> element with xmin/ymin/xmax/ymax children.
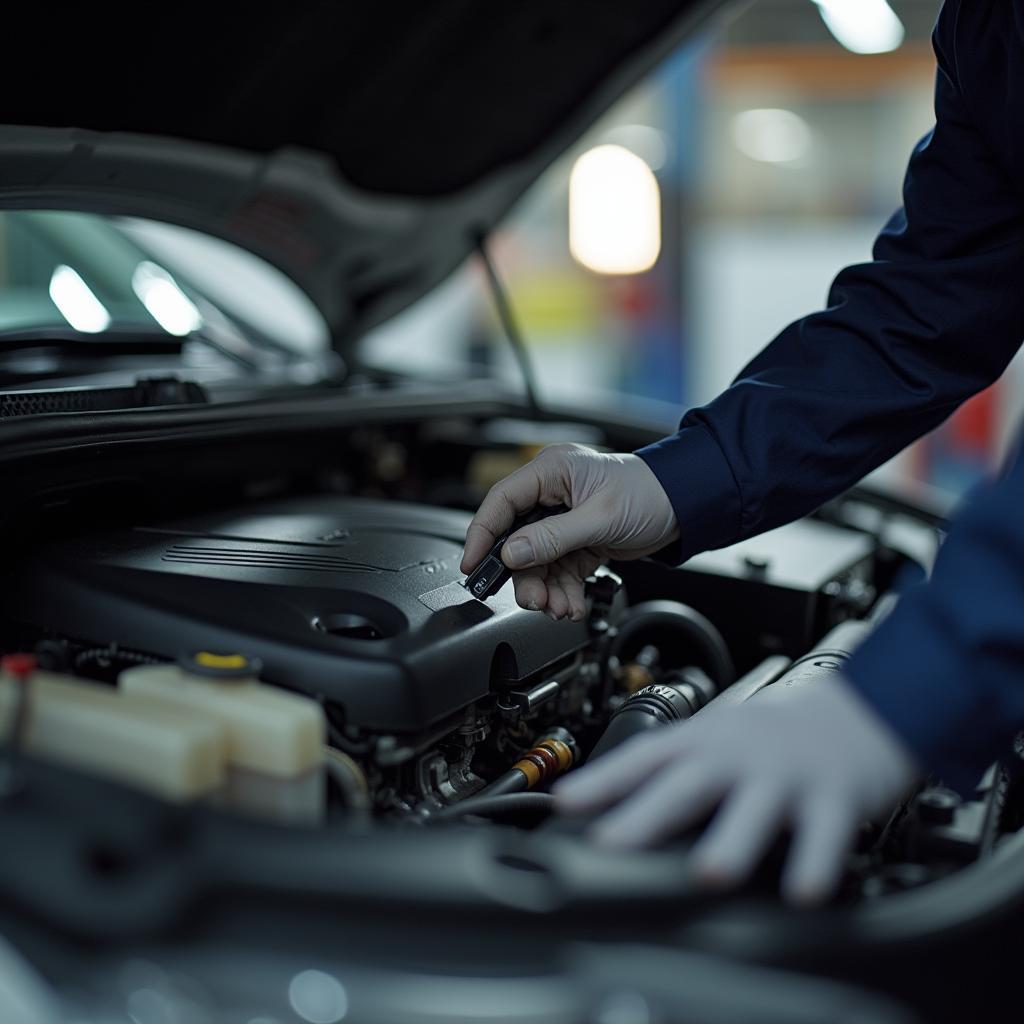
<box><xmin>639</xmin><ymin>0</ymin><xmax>1024</xmax><ymax>559</ymax></box>
<box><xmin>462</xmin><ymin>0</ymin><xmax>1024</xmax><ymax>616</ymax></box>
<box><xmin>844</xmin><ymin>452</ymin><xmax>1024</xmax><ymax>797</ymax></box>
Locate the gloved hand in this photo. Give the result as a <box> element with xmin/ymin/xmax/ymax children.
<box><xmin>460</xmin><ymin>444</ymin><xmax>678</xmax><ymax>619</ymax></box>
<box><xmin>553</xmin><ymin>678</ymin><xmax>918</xmax><ymax>904</ymax></box>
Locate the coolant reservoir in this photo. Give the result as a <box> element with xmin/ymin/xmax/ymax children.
<box><xmin>119</xmin><ymin>652</ymin><xmax>326</xmax><ymax>825</ymax></box>
<box><xmin>0</xmin><ymin>667</ymin><xmax>224</xmax><ymax>801</ymax></box>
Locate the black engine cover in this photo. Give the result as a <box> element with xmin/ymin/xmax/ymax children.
<box><xmin>11</xmin><ymin>496</ymin><xmax>591</xmax><ymax>731</ymax></box>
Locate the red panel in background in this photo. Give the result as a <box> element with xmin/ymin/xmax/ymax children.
<box><xmin>950</xmin><ymin>384</ymin><xmax>998</xmax><ymax>457</ymax></box>
<box><xmin>913</xmin><ymin>381</ymin><xmax>1002</xmax><ymax>491</ymax></box>
<box><xmin>607</xmin><ymin>275</ymin><xmax>659</xmax><ymax>318</ymax></box>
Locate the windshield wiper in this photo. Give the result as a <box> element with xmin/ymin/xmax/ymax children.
<box><xmin>0</xmin><ymin>323</ymin><xmax>275</xmax><ymax>373</ymax></box>
<box><xmin>0</xmin><ymin>326</ymin><xmax>184</xmax><ymax>357</ymax></box>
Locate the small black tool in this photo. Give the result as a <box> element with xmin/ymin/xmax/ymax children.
<box><xmin>463</xmin><ymin>504</ymin><xmax>569</xmax><ymax>601</ymax></box>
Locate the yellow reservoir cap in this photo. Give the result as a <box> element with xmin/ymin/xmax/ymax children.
<box><xmin>194</xmin><ymin>652</ymin><xmax>248</xmax><ymax>670</ymax></box>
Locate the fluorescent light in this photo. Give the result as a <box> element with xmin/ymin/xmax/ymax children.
<box><xmin>732</xmin><ymin>108</ymin><xmax>812</xmax><ymax>164</ymax></box>
<box><xmin>812</xmin><ymin>0</ymin><xmax>905</xmax><ymax>55</ymax></box>
<box><xmin>569</xmin><ymin>144</ymin><xmax>661</xmax><ymax>275</ymax></box>
<box><xmin>132</xmin><ymin>261</ymin><xmax>203</xmax><ymax>336</ymax></box>
<box><xmin>48</xmin><ymin>265</ymin><xmax>111</xmax><ymax>333</ymax></box>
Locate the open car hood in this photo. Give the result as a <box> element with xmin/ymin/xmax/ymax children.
<box><xmin>0</xmin><ymin>1</ymin><xmax>727</xmax><ymax>359</ymax></box>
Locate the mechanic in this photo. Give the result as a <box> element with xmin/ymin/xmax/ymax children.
<box><xmin>460</xmin><ymin>0</ymin><xmax>1024</xmax><ymax>905</ymax></box>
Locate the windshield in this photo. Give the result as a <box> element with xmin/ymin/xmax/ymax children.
<box><xmin>0</xmin><ymin>210</ymin><xmax>331</xmax><ymax>387</ymax></box>
<box><xmin>1</xmin><ymin>210</ymin><xmax>194</xmax><ymax>337</ymax></box>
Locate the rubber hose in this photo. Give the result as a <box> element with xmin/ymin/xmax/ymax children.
<box><xmin>433</xmin><ymin>792</ymin><xmax>555</xmax><ymax>821</ymax></box>
<box><xmin>609</xmin><ymin>600</ymin><xmax>735</xmax><ymax>687</ymax></box>
<box><xmin>476</xmin><ymin>769</ymin><xmax>529</xmax><ymax>798</ymax></box>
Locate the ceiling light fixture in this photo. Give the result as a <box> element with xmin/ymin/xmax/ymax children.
<box><xmin>732</xmin><ymin>108</ymin><xmax>813</xmax><ymax>165</ymax></box>
<box><xmin>569</xmin><ymin>144</ymin><xmax>661</xmax><ymax>275</ymax></box>
<box><xmin>48</xmin><ymin>265</ymin><xmax>111</xmax><ymax>334</ymax></box>
<box><xmin>811</xmin><ymin>0</ymin><xmax>905</xmax><ymax>55</ymax></box>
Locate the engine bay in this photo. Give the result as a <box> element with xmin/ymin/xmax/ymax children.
<box><xmin>2</xmin><ymin>434</ymin><xmax>1016</xmax><ymax>906</ymax></box>
<box><xmin>0</xmin><ymin>410</ymin><xmax>1021</xmax><ymax>1023</ymax></box>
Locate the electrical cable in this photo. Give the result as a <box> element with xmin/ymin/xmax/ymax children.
<box><xmin>325</xmin><ymin>747</ymin><xmax>371</xmax><ymax>817</ymax></box>
<box><xmin>73</xmin><ymin>645</ymin><xmax>162</xmax><ymax>676</ymax></box>
<box><xmin>476</xmin><ymin>235</ymin><xmax>541</xmax><ymax>416</ymax></box>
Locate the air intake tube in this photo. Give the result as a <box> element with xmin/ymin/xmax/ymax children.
<box><xmin>588</xmin><ymin>667</ymin><xmax>716</xmax><ymax>762</ymax></box>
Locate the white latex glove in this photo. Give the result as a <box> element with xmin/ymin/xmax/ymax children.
<box><xmin>553</xmin><ymin>679</ymin><xmax>918</xmax><ymax>904</ymax></box>
<box><xmin>460</xmin><ymin>444</ymin><xmax>678</xmax><ymax>619</ymax></box>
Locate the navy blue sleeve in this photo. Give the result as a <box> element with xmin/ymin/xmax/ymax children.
<box><xmin>637</xmin><ymin>0</ymin><xmax>1024</xmax><ymax>564</ymax></box>
<box><xmin>844</xmin><ymin>453</ymin><xmax>1024</xmax><ymax>793</ymax></box>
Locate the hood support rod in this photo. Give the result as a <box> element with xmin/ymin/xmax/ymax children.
<box><xmin>476</xmin><ymin>235</ymin><xmax>541</xmax><ymax>417</ymax></box>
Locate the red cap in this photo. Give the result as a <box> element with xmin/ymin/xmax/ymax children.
<box><xmin>1</xmin><ymin>654</ymin><xmax>37</xmax><ymax>681</ymax></box>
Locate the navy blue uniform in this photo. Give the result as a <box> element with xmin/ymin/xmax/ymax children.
<box><xmin>637</xmin><ymin>0</ymin><xmax>1024</xmax><ymax>793</ymax></box>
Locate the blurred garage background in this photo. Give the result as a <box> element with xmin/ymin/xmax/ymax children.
<box><xmin>365</xmin><ymin>0</ymin><xmax>1017</xmax><ymax>503</ymax></box>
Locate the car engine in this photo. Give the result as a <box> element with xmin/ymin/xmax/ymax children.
<box><xmin>7</xmin><ymin>495</ymin><xmax>624</xmax><ymax>815</ymax></box>
<box><xmin>1</xmin><ymin>474</ymin><xmax>1019</xmax><ymax>905</ymax></box>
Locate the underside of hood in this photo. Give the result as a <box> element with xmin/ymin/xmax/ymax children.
<box><xmin>0</xmin><ymin>1</ymin><xmax>728</xmax><ymax>356</ymax></box>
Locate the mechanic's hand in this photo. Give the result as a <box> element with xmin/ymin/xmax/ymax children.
<box><xmin>553</xmin><ymin>679</ymin><xmax>918</xmax><ymax>904</ymax></box>
<box><xmin>460</xmin><ymin>444</ymin><xmax>678</xmax><ymax>619</ymax></box>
